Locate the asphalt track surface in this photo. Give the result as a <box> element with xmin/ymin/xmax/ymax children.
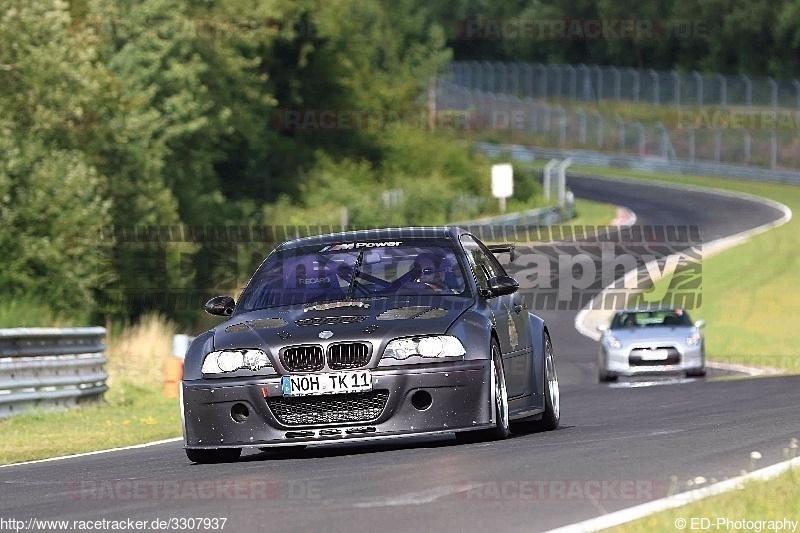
<box><xmin>1</xmin><ymin>175</ymin><xmax>797</xmax><ymax>533</ymax></box>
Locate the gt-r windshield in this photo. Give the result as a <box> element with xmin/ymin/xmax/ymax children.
<box><xmin>238</xmin><ymin>240</ymin><xmax>470</xmax><ymax>311</ymax></box>
<box><xmin>610</xmin><ymin>309</ymin><xmax>693</xmax><ymax>329</ymax></box>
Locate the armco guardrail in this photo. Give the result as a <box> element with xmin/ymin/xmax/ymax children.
<box><xmin>456</xmin><ymin>203</ymin><xmax>574</xmax><ymax>241</ymax></box>
<box><xmin>0</xmin><ymin>327</ymin><xmax>108</xmax><ymax>418</ymax></box>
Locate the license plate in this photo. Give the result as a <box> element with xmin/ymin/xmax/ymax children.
<box><xmin>641</xmin><ymin>349</ymin><xmax>669</xmax><ymax>360</ymax></box>
<box><xmin>281</xmin><ymin>370</ymin><xmax>372</xmax><ymax>396</ymax></box>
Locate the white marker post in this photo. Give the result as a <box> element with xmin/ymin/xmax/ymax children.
<box><xmin>491</xmin><ymin>164</ymin><xmax>514</xmax><ymax>213</ymax></box>
<box><xmin>543</xmin><ymin>158</ymin><xmax>559</xmax><ymax>202</ymax></box>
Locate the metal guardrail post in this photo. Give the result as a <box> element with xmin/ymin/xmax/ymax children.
<box><xmin>693</xmin><ymin>71</ymin><xmax>703</xmax><ymax>106</ymax></box>
<box><xmin>768</xmin><ymin>78</ymin><xmax>778</xmax><ymax>111</ymax></box>
<box><xmin>744</xmin><ymin>130</ymin><xmax>751</xmax><ymax>164</ymax></box>
<box><xmin>794</xmin><ymin>80</ymin><xmax>800</xmax><ymax>109</ymax></box>
<box><xmin>649</xmin><ymin>69</ymin><xmax>660</xmax><ymax>105</ymax></box>
<box><xmin>577</xmin><ymin>109</ymin><xmax>587</xmax><ymax>145</ymax></box>
<box><xmin>742</xmin><ymin>75</ymin><xmax>752</xmax><ymax>109</ymax></box>
<box><xmin>672</xmin><ymin>71</ymin><xmax>681</xmax><ymax>107</ymax></box>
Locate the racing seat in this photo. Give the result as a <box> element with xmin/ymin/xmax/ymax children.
<box><xmin>286</xmin><ymin>262</ymin><xmax>344</xmax><ymax>304</ymax></box>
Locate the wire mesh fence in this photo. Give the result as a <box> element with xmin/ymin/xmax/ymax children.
<box><xmin>436</xmin><ymin>77</ymin><xmax>800</xmax><ymax>170</ymax></box>
<box><xmin>449</xmin><ymin>61</ymin><xmax>800</xmax><ymax>110</ymax></box>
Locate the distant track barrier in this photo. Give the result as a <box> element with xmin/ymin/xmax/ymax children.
<box><xmin>0</xmin><ymin>327</ymin><xmax>108</xmax><ymax>418</ymax></box>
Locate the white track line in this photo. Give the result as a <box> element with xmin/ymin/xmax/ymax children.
<box><xmin>705</xmin><ymin>360</ymin><xmax>784</xmax><ymax>377</ymax></box>
<box><xmin>0</xmin><ymin>438</ymin><xmax>182</xmax><ymax>469</ymax></box>
<box><xmin>543</xmin><ymin>455</ymin><xmax>800</xmax><ymax>533</ymax></box>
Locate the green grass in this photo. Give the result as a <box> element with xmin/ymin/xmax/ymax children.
<box><xmin>0</xmin><ymin>382</ymin><xmax>182</xmax><ymax>465</ymax></box>
<box><xmin>0</xmin><ymin>297</ymin><xmax>90</xmax><ymax>328</ymax></box>
<box><xmin>564</xmin><ymin>164</ymin><xmax>800</xmax><ymax>373</ymax></box>
<box><xmin>605</xmin><ymin>461</ymin><xmax>800</xmax><ymax>533</ymax></box>
<box><xmin>568</xmin><ymin>197</ymin><xmax>620</xmax><ymax>228</ymax></box>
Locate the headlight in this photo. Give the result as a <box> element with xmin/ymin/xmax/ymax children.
<box><xmin>606</xmin><ymin>335</ymin><xmax>622</xmax><ymax>350</ymax></box>
<box><xmin>201</xmin><ymin>349</ymin><xmax>272</xmax><ymax>374</ymax></box>
<box><xmin>383</xmin><ymin>335</ymin><xmax>466</xmax><ymax>361</ymax></box>
<box><xmin>686</xmin><ymin>332</ymin><xmax>702</xmax><ymax>346</ymax></box>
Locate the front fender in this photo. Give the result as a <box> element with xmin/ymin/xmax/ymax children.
<box><xmin>447</xmin><ymin>309</ymin><xmax>494</xmax><ymax>361</ymax></box>
<box><xmin>182</xmin><ymin>330</ymin><xmax>215</xmax><ymax>381</ymax></box>
<box><xmin>527</xmin><ymin>313</ymin><xmax>546</xmax><ymax>403</ymax></box>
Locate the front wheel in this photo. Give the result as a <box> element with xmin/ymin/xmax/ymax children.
<box><xmin>457</xmin><ymin>339</ymin><xmax>509</xmax><ymax>443</ymax></box>
<box><xmin>185</xmin><ymin>447</ymin><xmax>241</xmax><ymax>464</ymax></box>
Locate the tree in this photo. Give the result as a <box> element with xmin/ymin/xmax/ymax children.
<box><xmin>0</xmin><ymin>0</ymin><xmax>112</xmax><ymax>311</ymax></box>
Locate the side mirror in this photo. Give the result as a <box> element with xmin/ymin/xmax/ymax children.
<box><xmin>486</xmin><ymin>275</ymin><xmax>519</xmax><ymax>297</ymax></box>
<box><xmin>596</xmin><ymin>324</ymin><xmax>608</xmax><ymax>332</ymax></box>
<box><xmin>205</xmin><ymin>295</ymin><xmax>235</xmax><ymax>316</ymax></box>
<box><xmin>694</xmin><ymin>320</ymin><xmax>705</xmax><ymax>328</ymax></box>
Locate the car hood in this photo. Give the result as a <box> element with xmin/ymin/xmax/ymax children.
<box><xmin>212</xmin><ymin>296</ymin><xmax>473</xmax><ymax>352</ymax></box>
<box><xmin>605</xmin><ymin>326</ymin><xmax>698</xmax><ymax>344</ymax></box>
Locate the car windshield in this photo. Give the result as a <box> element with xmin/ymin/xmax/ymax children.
<box><xmin>237</xmin><ymin>240</ymin><xmax>470</xmax><ymax>311</ymax></box>
<box><xmin>610</xmin><ymin>310</ymin><xmax>693</xmax><ymax>329</ymax></box>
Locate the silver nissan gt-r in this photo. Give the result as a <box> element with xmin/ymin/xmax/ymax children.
<box><xmin>597</xmin><ymin>308</ymin><xmax>706</xmax><ymax>382</ymax></box>
<box><xmin>181</xmin><ymin>227</ymin><xmax>560</xmax><ymax>463</ymax></box>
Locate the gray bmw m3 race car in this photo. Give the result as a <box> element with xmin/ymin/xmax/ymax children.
<box><xmin>181</xmin><ymin>227</ymin><xmax>560</xmax><ymax>463</ymax></box>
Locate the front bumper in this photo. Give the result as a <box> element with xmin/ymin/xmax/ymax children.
<box><xmin>602</xmin><ymin>343</ymin><xmax>704</xmax><ymax>377</ymax></box>
<box><xmin>182</xmin><ymin>360</ymin><xmax>493</xmax><ymax>448</ymax></box>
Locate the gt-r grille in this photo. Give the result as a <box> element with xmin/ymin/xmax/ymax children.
<box><xmin>629</xmin><ymin>347</ymin><xmax>681</xmax><ymax>366</ymax></box>
<box><xmin>267</xmin><ymin>390</ymin><xmax>389</xmax><ymax>426</ymax></box>
<box><xmin>282</xmin><ymin>345</ymin><xmax>324</xmax><ymax>372</ymax></box>
<box><xmin>327</xmin><ymin>343</ymin><xmax>371</xmax><ymax>370</ymax></box>
<box><xmin>295</xmin><ymin>316</ymin><xmax>367</xmax><ymax>327</ymax></box>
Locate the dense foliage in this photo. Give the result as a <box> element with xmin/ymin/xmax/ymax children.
<box><xmin>430</xmin><ymin>0</ymin><xmax>800</xmax><ymax>78</ymax></box>
<box><xmin>0</xmin><ymin>0</ymin><xmax>495</xmax><ymax>324</ymax></box>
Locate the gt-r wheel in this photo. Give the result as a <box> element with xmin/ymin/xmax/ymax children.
<box><xmin>185</xmin><ymin>447</ymin><xmax>241</xmax><ymax>464</ymax></box>
<box><xmin>457</xmin><ymin>338</ymin><xmax>509</xmax><ymax>443</ymax></box>
<box><xmin>529</xmin><ymin>332</ymin><xmax>559</xmax><ymax>431</ymax></box>
<box><xmin>598</xmin><ymin>369</ymin><xmax>618</xmax><ymax>383</ymax></box>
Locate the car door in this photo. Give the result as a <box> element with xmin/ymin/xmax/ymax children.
<box><xmin>460</xmin><ymin>235</ymin><xmax>530</xmax><ymax>398</ymax></box>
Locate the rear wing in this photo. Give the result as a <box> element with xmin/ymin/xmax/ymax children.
<box><xmin>486</xmin><ymin>243</ymin><xmax>516</xmax><ymax>262</ymax></box>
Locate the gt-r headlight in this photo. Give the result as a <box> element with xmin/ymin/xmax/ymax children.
<box><xmin>382</xmin><ymin>335</ymin><xmax>466</xmax><ymax>361</ymax></box>
<box><xmin>686</xmin><ymin>332</ymin><xmax>702</xmax><ymax>346</ymax></box>
<box><xmin>201</xmin><ymin>349</ymin><xmax>272</xmax><ymax>374</ymax></box>
<box><xmin>606</xmin><ymin>334</ymin><xmax>622</xmax><ymax>350</ymax></box>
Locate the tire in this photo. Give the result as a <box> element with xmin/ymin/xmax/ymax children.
<box><xmin>598</xmin><ymin>370</ymin><xmax>618</xmax><ymax>383</ymax></box>
<box><xmin>686</xmin><ymin>368</ymin><xmax>706</xmax><ymax>378</ymax></box>
<box><xmin>528</xmin><ymin>333</ymin><xmax>560</xmax><ymax>432</ymax></box>
<box><xmin>598</xmin><ymin>351</ymin><xmax>618</xmax><ymax>383</ymax></box>
<box><xmin>185</xmin><ymin>447</ymin><xmax>241</xmax><ymax>464</ymax></box>
<box><xmin>457</xmin><ymin>339</ymin><xmax>509</xmax><ymax>443</ymax></box>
